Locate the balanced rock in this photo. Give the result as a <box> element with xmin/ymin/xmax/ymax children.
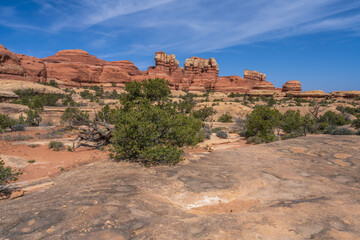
<box><xmin>282</xmin><ymin>80</ymin><xmax>302</xmax><ymax>92</ymax></box>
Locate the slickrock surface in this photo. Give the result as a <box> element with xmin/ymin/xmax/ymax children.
<box><xmin>291</xmin><ymin>90</ymin><xmax>330</xmax><ymax>98</ymax></box>
<box><xmin>1</xmin><ymin>135</ymin><xmax>359</xmax><ymax>239</ymax></box>
<box><xmin>282</xmin><ymin>80</ymin><xmax>302</xmax><ymax>92</ymax></box>
<box><xmin>0</xmin><ymin>79</ymin><xmax>65</xmax><ymax>95</ymax></box>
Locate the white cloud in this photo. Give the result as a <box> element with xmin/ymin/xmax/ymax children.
<box><xmin>2</xmin><ymin>0</ymin><xmax>360</xmax><ymax>55</ymax></box>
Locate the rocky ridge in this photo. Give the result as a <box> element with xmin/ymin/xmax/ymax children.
<box><xmin>0</xmin><ymin>44</ymin><xmax>358</xmax><ymax>97</ymax></box>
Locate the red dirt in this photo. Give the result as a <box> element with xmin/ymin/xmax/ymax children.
<box><xmin>0</xmin><ymin>140</ymin><xmax>108</xmax><ymax>182</ymax></box>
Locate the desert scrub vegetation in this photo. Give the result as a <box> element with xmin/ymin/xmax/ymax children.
<box><xmin>192</xmin><ymin>107</ymin><xmax>216</xmax><ymax>121</ymax></box>
<box><xmin>49</xmin><ymin>141</ymin><xmax>65</xmax><ymax>151</ymax></box>
<box><xmin>216</xmin><ymin>130</ymin><xmax>228</xmax><ymax>139</ymax></box>
<box><xmin>0</xmin><ymin>158</ymin><xmax>22</xmax><ymax>189</ymax></box>
<box><xmin>61</xmin><ymin>107</ymin><xmax>90</xmax><ymax>126</ymax></box>
<box><xmin>218</xmin><ymin>113</ymin><xmax>233</xmax><ymax>123</ymax></box>
<box><xmin>110</xmin><ymin>78</ymin><xmax>204</xmax><ymax>166</ymax></box>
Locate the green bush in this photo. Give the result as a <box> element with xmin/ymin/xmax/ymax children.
<box><xmin>41</xmin><ymin>79</ymin><xmax>59</xmax><ymax>88</ymax></box>
<box><xmin>245</xmin><ymin>106</ymin><xmax>281</xmax><ymax>143</ymax></box>
<box><xmin>25</xmin><ymin>109</ymin><xmax>42</xmax><ymax>126</ymax></box>
<box><xmin>281</xmin><ymin>132</ymin><xmax>303</xmax><ymax>140</ymax></box>
<box><xmin>193</xmin><ymin>107</ymin><xmax>216</xmax><ymax>121</ymax></box>
<box><xmin>331</xmin><ymin>128</ymin><xmax>355</xmax><ymax>135</ymax></box>
<box><xmin>319</xmin><ymin>111</ymin><xmax>350</xmax><ymax>127</ymax></box>
<box><xmin>218</xmin><ymin>113</ymin><xmax>233</xmax><ymax>123</ymax></box>
<box><xmin>13</xmin><ymin>89</ymin><xmax>62</xmax><ymax>108</ymax></box>
<box><xmin>0</xmin><ymin>158</ymin><xmax>22</xmax><ymax>186</ymax></box>
<box><xmin>48</xmin><ymin>141</ymin><xmax>64</xmax><ymax>151</ymax></box>
<box><xmin>216</xmin><ymin>130</ymin><xmax>228</xmax><ymax>139</ymax></box>
<box><xmin>111</xmin><ymin>78</ymin><xmax>203</xmax><ymax>166</ymax></box>
<box><xmin>0</xmin><ymin>114</ymin><xmax>15</xmax><ymax>130</ymax></box>
<box><xmin>281</xmin><ymin>110</ymin><xmax>303</xmax><ymax>134</ymax></box>
<box><xmin>351</xmin><ymin>116</ymin><xmax>360</xmax><ymax>130</ymax></box>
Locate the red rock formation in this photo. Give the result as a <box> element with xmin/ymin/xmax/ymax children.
<box><xmin>252</xmin><ymin>81</ymin><xmax>275</xmax><ymax>90</ymax></box>
<box><xmin>0</xmin><ymin>44</ymin><xmax>47</xmax><ymax>82</ymax></box>
<box><xmin>16</xmin><ymin>54</ymin><xmax>47</xmax><ymax>82</ymax></box>
<box><xmin>282</xmin><ymin>80</ymin><xmax>302</xmax><ymax>92</ymax></box>
<box><xmin>0</xmin><ymin>44</ymin><xmax>25</xmax><ymax>79</ymax></box>
<box><xmin>244</xmin><ymin>69</ymin><xmax>266</xmax><ymax>82</ymax></box>
<box><xmin>0</xmin><ymin>45</ymin><xmax>280</xmax><ymax>93</ymax></box>
<box><xmin>42</xmin><ymin>49</ymin><xmax>140</xmax><ymax>86</ymax></box>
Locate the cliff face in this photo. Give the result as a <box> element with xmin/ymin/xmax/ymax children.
<box><xmin>0</xmin><ymin>45</ymin><xmax>281</xmax><ymax>93</ymax></box>
<box><xmin>41</xmin><ymin>49</ymin><xmax>140</xmax><ymax>86</ymax></box>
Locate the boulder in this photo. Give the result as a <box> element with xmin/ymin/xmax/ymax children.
<box><xmin>282</xmin><ymin>80</ymin><xmax>302</xmax><ymax>92</ymax></box>
<box><xmin>330</xmin><ymin>91</ymin><xmax>360</xmax><ymax>98</ymax></box>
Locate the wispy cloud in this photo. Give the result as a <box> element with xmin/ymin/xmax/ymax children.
<box><xmin>1</xmin><ymin>0</ymin><xmax>360</xmax><ymax>55</ymax></box>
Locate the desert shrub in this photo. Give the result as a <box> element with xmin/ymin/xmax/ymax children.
<box><xmin>216</xmin><ymin>130</ymin><xmax>228</xmax><ymax>139</ymax></box>
<box><xmin>319</xmin><ymin>111</ymin><xmax>350</xmax><ymax>127</ymax></box>
<box><xmin>0</xmin><ymin>114</ymin><xmax>15</xmax><ymax>130</ymax></box>
<box><xmin>247</xmin><ymin>136</ymin><xmax>266</xmax><ymax>144</ymax></box>
<box><xmin>323</xmin><ymin>125</ymin><xmax>338</xmax><ymax>134</ymax></box>
<box><xmin>281</xmin><ymin>132</ymin><xmax>303</xmax><ymax>140</ymax></box>
<box><xmin>13</xmin><ymin>89</ymin><xmax>62</xmax><ymax>108</ymax></box>
<box><xmin>49</xmin><ymin>141</ymin><xmax>64</xmax><ymax>151</ymax></box>
<box><xmin>97</xmin><ymin>105</ymin><xmax>116</xmax><ymax>123</ymax></box>
<box><xmin>0</xmin><ymin>158</ymin><xmax>22</xmax><ymax>186</ymax></box>
<box><xmin>351</xmin><ymin>116</ymin><xmax>360</xmax><ymax>130</ymax></box>
<box><xmin>356</xmin><ymin>129</ymin><xmax>360</xmax><ymax>135</ymax></box>
<box><xmin>0</xmin><ymin>134</ymin><xmax>33</xmax><ymax>141</ymax></box>
<box><xmin>281</xmin><ymin>110</ymin><xmax>303</xmax><ymax>134</ymax></box>
<box><xmin>80</xmin><ymin>90</ymin><xmax>96</xmax><ymax>101</ymax></box>
<box><xmin>61</xmin><ymin>107</ymin><xmax>89</xmax><ymax>126</ymax></box>
<box><xmin>62</xmin><ymin>94</ymin><xmax>77</xmax><ymax>107</ymax></box>
<box><xmin>211</xmin><ymin>127</ymin><xmax>223</xmax><ymax>133</ymax></box>
<box><xmin>41</xmin><ymin>79</ymin><xmax>59</xmax><ymax>88</ymax></box>
<box><xmin>228</xmin><ymin>92</ymin><xmax>236</xmax><ymax>98</ymax></box>
<box><xmin>202</xmin><ymin>125</ymin><xmax>212</xmax><ymax>139</ymax></box>
<box><xmin>90</xmin><ymin>86</ymin><xmax>105</xmax><ymax>98</ymax></box>
<box><xmin>111</xmin><ymin>78</ymin><xmax>203</xmax><ymax>166</ymax></box>
<box><xmin>245</xmin><ymin>106</ymin><xmax>281</xmax><ymax>143</ymax></box>
<box><xmin>104</xmin><ymin>90</ymin><xmax>120</xmax><ymax>99</ymax></box>
<box><xmin>331</xmin><ymin>128</ymin><xmax>355</xmax><ymax>135</ymax></box>
<box><xmin>11</xmin><ymin>124</ymin><xmax>25</xmax><ymax>132</ymax></box>
<box><xmin>193</xmin><ymin>107</ymin><xmax>216</xmax><ymax>121</ymax></box>
<box><xmin>25</xmin><ymin>109</ymin><xmax>42</xmax><ymax>126</ymax></box>
<box><xmin>176</xmin><ymin>93</ymin><xmax>196</xmax><ymax>114</ymax></box>
<box><xmin>218</xmin><ymin>113</ymin><xmax>233</xmax><ymax>123</ymax></box>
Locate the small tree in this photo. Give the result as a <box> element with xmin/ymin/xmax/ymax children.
<box><xmin>193</xmin><ymin>107</ymin><xmax>216</xmax><ymax>121</ymax></box>
<box><xmin>0</xmin><ymin>158</ymin><xmax>22</xmax><ymax>187</ymax></box>
<box><xmin>245</xmin><ymin>106</ymin><xmax>281</xmax><ymax>143</ymax></box>
<box><xmin>111</xmin><ymin>78</ymin><xmax>203</xmax><ymax>166</ymax></box>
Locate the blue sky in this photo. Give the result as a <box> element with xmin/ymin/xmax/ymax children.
<box><xmin>0</xmin><ymin>0</ymin><xmax>359</xmax><ymax>91</ymax></box>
